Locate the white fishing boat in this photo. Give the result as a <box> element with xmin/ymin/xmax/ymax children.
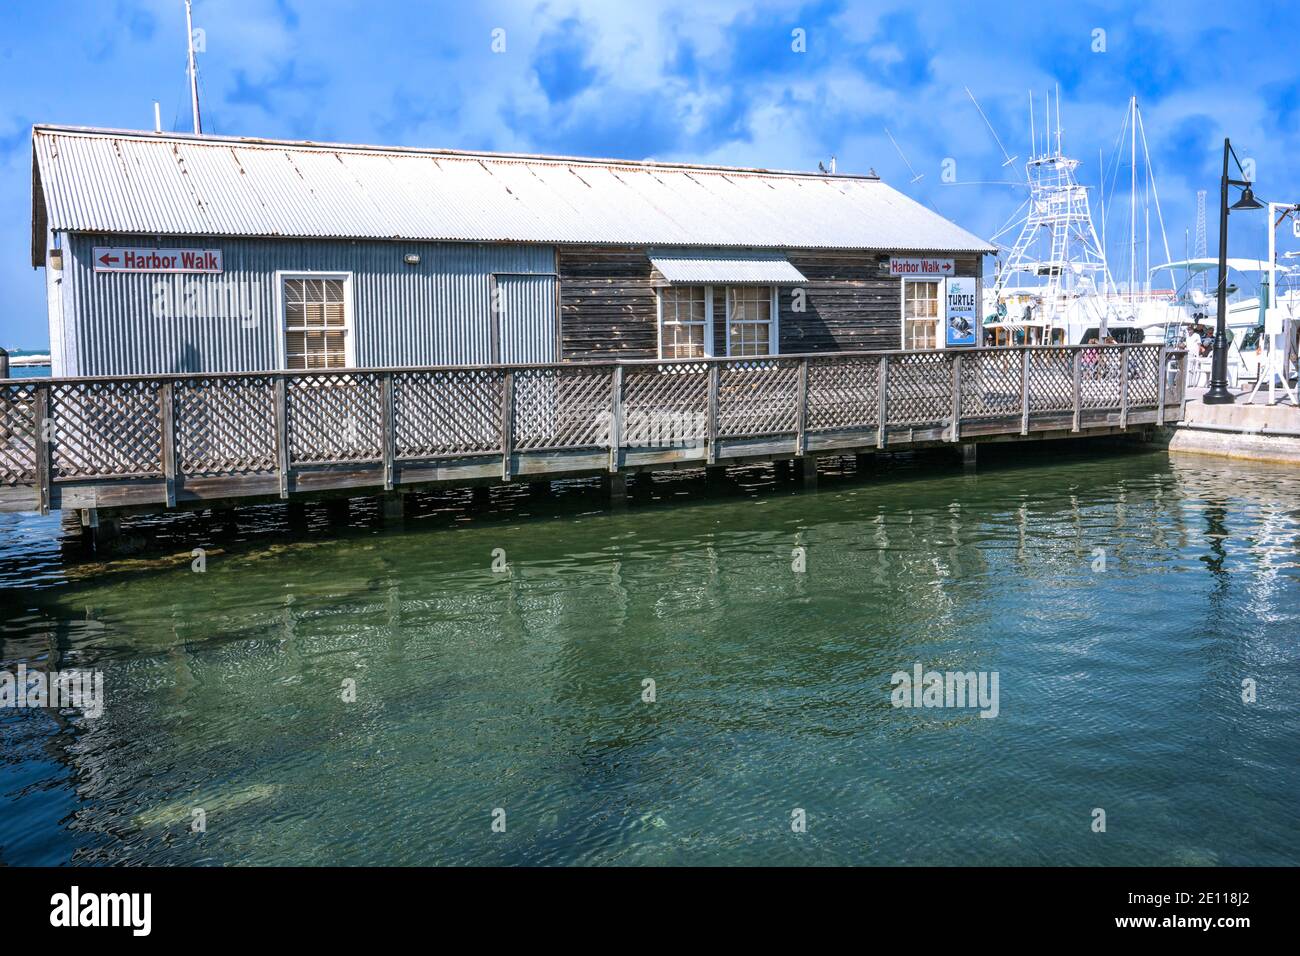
<box><xmin>980</xmin><ymin>92</ymin><xmax>1191</xmax><ymax>346</ymax></box>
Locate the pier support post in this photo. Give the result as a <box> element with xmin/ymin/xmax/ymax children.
<box><xmin>324</xmin><ymin>498</ymin><xmax>350</xmax><ymax>525</ymax></box>
<box><xmin>961</xmin><ymin>444</ymin><xmax>977</xmax><ymax>471</ymax></box>
<box><xmin>855</xmin><ymin>453</ymin><xmax>873</xmax><ymax>473</ymax></box>
<box><xmin>98</xmin><ymin>516</ymin><xmax>121</xmax><ymax>548</ymax></box>
<box><xmin>527</xmin><ymin>480</ymin><xmax>551</xmax><ymax>497</ymax></box>
<box><xmin>470</xmin><ymin>485</ymin><xmax>491</xmax><ymax>510</ymax></box>
<box><xmin>773</xmin><ymin>459</ymin><xmax>792</xmax><ymax>481</ymax></box>
<box><xmin>85</xmin><ymin>509</ymin><xmax>120</xmax><ymax>549</ymax></box>
<box><xmin>286</xmin><ymin>500</ymin><xmax>308</xmax><ymax>531</ymax></box>
<box><xmin>604</xmin><ymin>472</ymin><xmax>627</xmax><ymax>506</ymax></box>
<box><xmin>799</xmin><ymin>456</ymin><xmax>818</xmax><ymax>488</ymax></box>
<box><xmin>78</xmin><ymin>508</ymin><xmax>98</xmax><ymax>545</ymax></box>
<box><xmin>213</xmin><ymin>507</ymin><xmax>238</xmax><ymax>534</ymax></box>
<box><xmin>381</xmin><ymin>493</ymin><xmax>405</xmax><ymax>524</ymax></box>
<box><xmin>705</xmin><ymin>465</ymin><xmax>727</xmax><ymax>491</ymax></box>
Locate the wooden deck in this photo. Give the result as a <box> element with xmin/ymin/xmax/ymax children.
<box><xmin>0</xmin><ymin>344</ymin><xmax>1186</xmax><ymax>516</ymax></box>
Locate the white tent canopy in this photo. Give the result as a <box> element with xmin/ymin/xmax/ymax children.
<box><xmin>1149</xmin><ymin>257</ymin><xmax>1277</xmax><ymax>276</ymax></box>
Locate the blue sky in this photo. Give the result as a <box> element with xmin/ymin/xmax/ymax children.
<box><xmin>3</xmin><ymin>0</ymin><xmax>1299</xmax><ymax>348</ymax></box>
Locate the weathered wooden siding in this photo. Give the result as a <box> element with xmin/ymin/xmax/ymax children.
<box><xmin>781</xmin><ymin>251</ymin><xmax>978</xmax><ymax>353</ymax></box>
<box><xmin>558</xmin><ymin>246</ymin><xmax>982</xmax><ymax>360</ymax></box>
<box><xmin>557</xmin><ymin>247</ymin><xmax>660</xmax><ymax>361</ymax></box>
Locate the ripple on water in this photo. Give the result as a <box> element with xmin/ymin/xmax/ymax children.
<box><xmin>0</xmin><ymin>447</ymin><xmax>1297</xmax><ymax>865</ymax></box>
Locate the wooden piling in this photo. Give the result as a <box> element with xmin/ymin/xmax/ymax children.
<box><xmin>381</xmin><ymin>493</ymin><xmax>405</xmax><ymax>523</ymax></box>
<box><xmin>605</xmin><ymin>472</ymin><xmax>627</xmax><ymax>505</ymax></box>
<box><xmin>799</xmin><ymin>456</ymin><xmax>818</xmax><ymax>487</ymax></box>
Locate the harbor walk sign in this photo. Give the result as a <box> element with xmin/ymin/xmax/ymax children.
<box><xmin>93</xmin><ymin>247</ymin><xmax>223</xmax><ymax>274</ymax></box>
<box><xmin>889</xmin><ymin>256</ymin><xmax>954</xmax><ymax>277</ymax></box>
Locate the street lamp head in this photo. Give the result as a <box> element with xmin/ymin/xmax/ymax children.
<box><xmin>1231</xmin><ymin>185</ymin><xmax>1264</xmax><ymax>211</ymax></box>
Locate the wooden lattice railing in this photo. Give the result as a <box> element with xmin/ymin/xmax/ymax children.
<box><xmin>0</xmin><ymin>345</ymin><xmax>1187</xmax><ymax>514</ymax></box>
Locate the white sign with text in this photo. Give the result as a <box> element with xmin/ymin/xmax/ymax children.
<box><xmin>945</xmin><ymin>276</ymin><xmax>978</xmax><ymax>347</ymax></box>
<box><xmin>93</xmin><ymin>247</ymin><xmax>223</xmax><ymax>274</ymax></box>
<box><xmin>889</xmin><ymin>257</ymin><xmax>954</xmax><ymax>277</ymax></box>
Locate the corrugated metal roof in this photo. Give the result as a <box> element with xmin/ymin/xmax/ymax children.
<box><xmin>31</xmin><ymin>126</ymin><xmax>995</xmax><ymax>264</ymax></box>
<box><xmin>650</xmin><ymin>252</ymin><xmax>806</xmax><ymax>284</ymax></box>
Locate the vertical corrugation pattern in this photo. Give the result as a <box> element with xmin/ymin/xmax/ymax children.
<box><xmin>498</xmin><ymin>274</ymin><xmax>558</xmax><ymax>363</ymax></box>
<box><xmin>66</xmin><ymin>235</ymin><xmax>554</xmax><ymax>375</ymax></box>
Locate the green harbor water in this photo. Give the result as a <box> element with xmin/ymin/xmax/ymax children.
<box><xmin>1</xmin><ymin>445</ymin><xmax>1297</xmax><ymax>865</ymax></box>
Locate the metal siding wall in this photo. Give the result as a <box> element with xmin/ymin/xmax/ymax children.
<box><xmin>64</xmin><ymin>235</ymin><xmax>554</xmax><ymax>376</ymax></box>
<box><xmin>498</xmin><ymin>274</ymin><xmax>557</xmax><ymax>363</ymax></box>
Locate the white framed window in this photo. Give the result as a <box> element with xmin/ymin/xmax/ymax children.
<box><xmin>657</xmin><ymin>285</ymin><xmax>712</xmax><ymax>359</ymax></box>
<box><xmin>277</xmin><ymin>272</ymin><xmax>355</xmax><ymax>370</ymax></box>
<box><xmin>902</xmin><ymin>279</ymin><xmax>940</xmax><ymax>350</ymax></box>
<box><xmin>726</xmin><ymin>286</ymin><xmax>778</xmax><ymax>357</ymax></box>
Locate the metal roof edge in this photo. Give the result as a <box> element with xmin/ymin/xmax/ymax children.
<box><xmin>30</xmin><ymin>124</ymin><xmax>883</xmax><ymax>182</ymax></box>
<box><xmin>48</xmin><ymin>228</ymin><xmax>996</xmax><ymax>255</ymax></box>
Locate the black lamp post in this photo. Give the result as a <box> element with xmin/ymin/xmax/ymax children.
<box><xmin>1204</xmin><ymin>137</ymin><xmax>1264</xmax><ymax>405</ymax></box>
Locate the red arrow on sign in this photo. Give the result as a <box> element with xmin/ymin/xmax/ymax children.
<box><xmin>99</xmin><ymin>253</ymin><xmax>119</xmax><ymax>266</ymax></box>
<box><xmin>941</xmin><ymin>262</ymin><xmax>952</xmax><ymax>272</ymax></box>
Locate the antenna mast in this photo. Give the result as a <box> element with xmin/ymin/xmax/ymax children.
<box><xmin>1055</xmin><ymin>83</ymin><xmax>1062</xmax><ymax>155</ymax></box>
<box><xmin>884</xmin><ymin>128</ymin><xmax>924</xmax><ymax>184</ymax></box>
<box><xmin>996</xmin><ymin>89</ymin><xmax>1112</xmax><ymax>339</ymax></box>
<box><xmin>965</xmin><ymin>87</ymin><xmax>1018</xmax><ymax>168</ymax></box>
<box><xmin>1028</xmin><ymin>92</ymin><xmax>1036</xmax><ymax>161</ymax></box>
<box><xmin>1194</xmin><ymin>189</ymin><xmax>1208</xmax><ymax>293</ymax></box>
<box><xmin>185</xmin><ymin>0</ymin><xmax>202</xmax><ymax>134</ymax></box>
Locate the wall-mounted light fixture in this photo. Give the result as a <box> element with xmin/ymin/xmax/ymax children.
<box><xmin>404</xmin><ymin>253</ymin><xmax>421</xmax><ymax>266</ymax></box>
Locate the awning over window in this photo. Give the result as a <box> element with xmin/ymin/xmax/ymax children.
<box><xmin>650</xmin><ymin>252</ymin><xmax>807</xmax><ymax>285</ymax></box>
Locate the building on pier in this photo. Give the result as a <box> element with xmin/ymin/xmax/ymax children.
<box><xmin>30</xmin><ymin>125</ymin><xmax>992</xmax><ymax>378</ymax></box>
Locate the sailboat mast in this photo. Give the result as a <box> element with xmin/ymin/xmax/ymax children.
<box><xmin>1099</xmin><ymin>148</ymin><xmax>1107</xmax><ymax>296</ymax></box>
<box><xmin>1135</xmin><ymin>101</ymin><xmax>1177</xmax><ymax>292</ymax></box>
<box><xmin>186</xmin><ymin>0</ymin><xmax>202</xmax><ymax>134</ymax></box>
<box><xmin>1129</xmin><ymin>95</ymin><xmax>1136</xmax><ymax>304</ymax></box>
<box><xmin>1144</xmin><ymin>163</ymin><xmax>1150</xmax><ymax>295</ymax></box>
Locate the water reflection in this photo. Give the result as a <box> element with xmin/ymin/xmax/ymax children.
<box><xmin>1</xmin><ymin>445</ymin><xmax>1297</xmax><ymax>865</ymax></box>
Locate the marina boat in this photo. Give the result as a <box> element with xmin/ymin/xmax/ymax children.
<box><xmin>981</xmin><ymin>93</ymin><xmax>1189</xmax><ymax>347</ymax></box>
<box><xmin>1141</xmin><ymin>257</ymin><xmax>1300</xmax><ymax>388</ymax></box>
